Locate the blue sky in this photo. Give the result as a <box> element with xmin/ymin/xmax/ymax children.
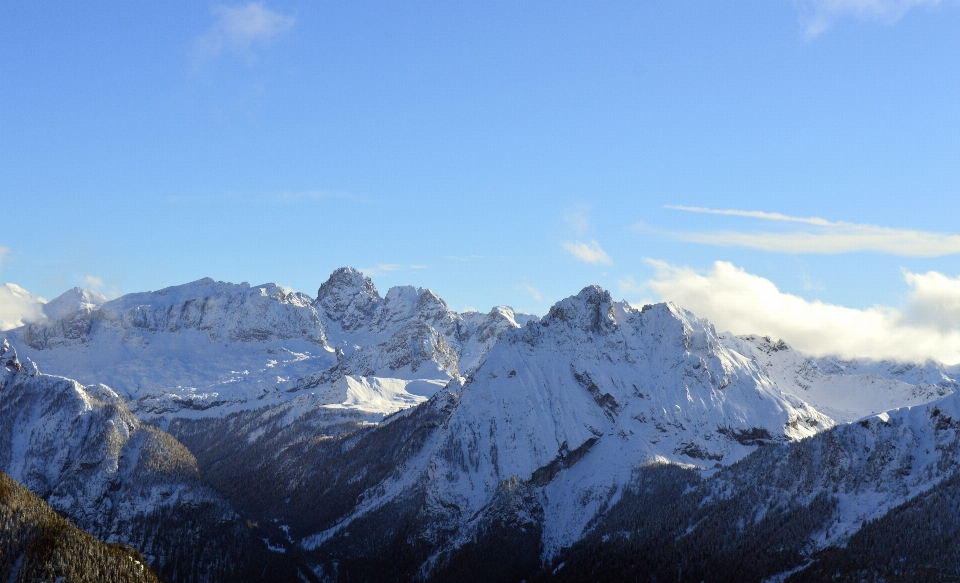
<box><xmin>3</xmin><ymin>1</ymin><xmax>960</xmax><ymax>360</ymax></box>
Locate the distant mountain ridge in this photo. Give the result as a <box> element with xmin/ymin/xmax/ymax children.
<box><xmin>7</xmin><ymin>268</ymin><xmax>536</xmax><ymax>423</ymax></box>
<box><xmin>0</xmin><ymin>283</ymin><xmax>107</xmax><ymax>332</ymax></box>
<box><xmin>730</xmin><ymin>334</ymin><xmax>958</xmax><ymax>423</ymax></box>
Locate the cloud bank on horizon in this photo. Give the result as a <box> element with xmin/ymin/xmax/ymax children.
<box><xmin>647</xmin><ymin>260</ymin><xmax>960</xmax><ymax>365</ymax></box>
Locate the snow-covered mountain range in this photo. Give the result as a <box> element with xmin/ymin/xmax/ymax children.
<box><xmin>7</xmin><ymin>268</ymin><xmax>534</xmax><ymax>423</ymax></box>
<box><xmin>3</xmin><ymin>267</ymin><xmax>960</xmax><ymax>582</ymax></box>
<box><xmin>302</xmin><ymin>290</ymin><xmax>833</xmax><ymax>559</ymax></box>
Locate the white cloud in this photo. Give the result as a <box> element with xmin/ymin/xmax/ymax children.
<box><xmin>795</xmin><ymin>0</ymin><xmax>943</xmax><ymax>36</ymax></box>
<box><xmin>562</xmin><ymin>240</ymin><xmax>614</xmax><ymax>265</ymax></box>
<box><xmin>194</xmin><ymin>3</ymin><xmax>295</xmax><ymax>64</ymax></box>
<box><xmin>564</xmin><ymin>209</ymin><xmax>592</xmax><ymax>235</ymax></box>
<box><xmin>0</xmin><ymin>283</ymin><xmax>46</xmax><ymax>331</ymax></box>
<box><xmin>0</xmin><ymin>249</ymin><xmax>46</xmax><ymax>330</ymax></box>
<box><xmin>359</xmin><ymin>264</ymin><xmax>402</xmax><ymax>277</ymax></box>
<box><xmin>662</xmin><ymin>206</ymin><xmax>960</xmax><ymax>256</ymax></box>
<box><xmin>84</xmin><ymin>275</ymin><xmax>104</xmax><ymax>290</ymax></box>
<box><xmin>665</xmin><ymin>205</ymin><xmax>833</xmax><ymax>226</ymax></box>
<box><xmin>901</xmin><ymin>270</ymin><xmax>960</xmax><ymax>333</ymax></box>
<box><xmin>523</xmin><ymin>283</ymin><xmax>544</xmax><ymax>302</ymax></box>
<box><xmin>646</xmin><ymin>259</ymin><xmax>960</xmax><ymax>364</ymax></box>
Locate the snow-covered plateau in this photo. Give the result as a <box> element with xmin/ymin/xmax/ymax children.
<box><xmin>3</xmin><ymin>267</ymin><xmax>960</xmax><ymax>582</ymax></box>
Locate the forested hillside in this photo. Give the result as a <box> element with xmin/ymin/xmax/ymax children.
<box><xmin>0</xmin><ymin>471</ymin><xmax>159</xmax><ymax>583</ymax></box>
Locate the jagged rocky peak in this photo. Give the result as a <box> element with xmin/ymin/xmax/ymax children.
<box><xmin>316</xmin><ymin>268</ymin><xmax>462</xmax><ymax>342</ymax></box>
<box><xmin>488</xmin><ymin>305</ymin><xmax>516</xmax><ymax>320</ymax></box>
<box><xmin>383</xmin><ymin>319</ymin><xmax>459</xmax><ymax>376</ymax></box>
<box><xmin>1</xmin><ymin>338</ymin><xmax>17</xmax><ymax>366</ymax></box>
<box><xmin>42</xmin><ymin>287</ymin><xmax>107</xmax><ymax>321</ymax></box>
<box><xmin>636</xmin><ymin>301</ymin><xmax>719</xmax><ymax>350</ymax></box>
<box><xmin>371</xmin><ymin>285</ymin><xmax>456</xmax><ymax>333</ymax></box>
<box><xmin>521</xmin><ymin>288</ymin><xmax>715</xmax><ymax>353</ymax></box>
<box><xmin>739</xmin><ymin>333</ymin><xmax>792</xmax><ymax>353</ymax></box>
<box><xmin>1</xmin><ymin>339</ymin><xmax>22</xmax><ymax>390</ymax></box>
<box><xmin>1</xmin><ymin>339</ymin><xmax>37</xmax><ymax>389</ymax></box>
<box><xmin>316</xmin><ymin>267</ymin><xmax>381</xmax><ymax>329</ymax></box>
<box><xmin>484</xmin><ymin>305</ymin><xmax>538</xmax><ymax>328</ymax></box>
<box><xmin>477</xmin><ymin>306</ymin><xmax>523</xmax><ymax>336</ymax></box>
<box><xmin>541</xmin><ymin>285</ymin><xmax>618</xmax><ymax>334</ymax></box>
<box><xmin>378</xmin><ymin>285</ymin><xmax>425</xmax><ymax>320</ymax></box>
<box><xmin>454</xmin><ymin>306</ymin><xmax>536</xmax><ymax>375</ymax></box>
<box><xmin>415</xmin><ymin>287</ymin><xmax>450</xmax><ymax>318</ymax></box>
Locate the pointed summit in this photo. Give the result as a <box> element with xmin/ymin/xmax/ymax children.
<box><xmin>316</xmin><ymin>267</ymin><xmax>381</xmax><ymax>331</ymax></box>
<box><xmin>43</xmin><ymin>287</ymin><xmax>108</xmax><ymax>321</ymax></box>
<box><xmin>541</xmin><ymin>285</ymin><xmax>617</xmax><ymax>334</ymax></box>
<box><xmin>1</xmin><ymin>338</ymin><xmax>20</xmax><ymax>371</ymax></box>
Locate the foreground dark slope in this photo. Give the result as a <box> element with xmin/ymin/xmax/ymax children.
<box><xmin>0</xmin><ymin>471</ymin><xmax>159</xmax><ymax>583</ymax></box>
<box><xmin>552</xmin><ymin>481</ymin><xmax>960</xmax><ymax>583</ymax></box>
<box><xmin>789</xmin><ymin>471</ymin><xmax>960</xmax><ymax>582</ymax></box>
<box><xmin>0</xmin><ymin>341</ymin><xmax>309</xmax><ymax>583</ymax></box>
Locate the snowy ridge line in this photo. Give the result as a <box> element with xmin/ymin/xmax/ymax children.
<box><xmin>4</xmin><ymin>268</ymin><xmax>537</xmax><ymax>423</ymax></box>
